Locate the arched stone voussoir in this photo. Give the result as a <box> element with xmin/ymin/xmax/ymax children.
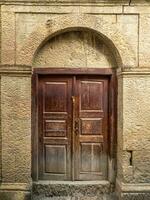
<box><xmin>17</xmin><ymin>14</ymin><xmax>136</xmax><ymax>69</ymax></box>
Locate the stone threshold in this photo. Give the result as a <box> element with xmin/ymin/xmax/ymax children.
<box><xmin>32</xmin><ymin>180</ymin><xmax>111</xmax><ymax>197</ymax></box>
<box><xmin>33</xmin><ymin>180</ymin><xmax>109</xmax><ymax>185</ymax></box>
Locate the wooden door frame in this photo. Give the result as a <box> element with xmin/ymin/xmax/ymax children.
<box><xmin>32</xmin><ymin>68</ymin><xmax>117</xmax><ymax>183</ymax></box>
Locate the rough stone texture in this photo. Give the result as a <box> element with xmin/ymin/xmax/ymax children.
<box><xmin>32</xmin><ymin>181</ymin><xmax>110</xmax><ymax>196</ymax></box>
<box><xmin>133</xmin><ymin>150</ymin><xmax>150</xmax><ymax>183</ymax></box>
<box><xmin>0</xmin><ymin>191</ymin><xmax>31</xmax><ymax>200</ymax></box>
<box><xmin>116</xmin><ymin>15</ymin><xmax>138</xmax><ymax>67</ymax></box>
<box><xmin>123</xmin><ymin>76</ymin><xmax>150</xmax><ymax>151</ymax></box>
<box><xmin>120</xmin><ymin>76</ymin><xmax>150</xmax><ymax>183</ymax></box>
<box><xmin>15</xmin><ymin>13</ymin><xmax>117</xmax><ymax>49</ymax></box>
<box><xmin>1</xmin><ymin>75</ymin><xmax>31</xmax><ymax>183</ymax></box>
<box><xmin>33</xmin><ymin>31</ymin><xmax>116</xmax><ymax>68</ymax></box>
<box><xmin>124</xmin><ymin>5</ymin><xmax>150</xmax><ymax>13</ymax></box>
<box><xmin>1</xmin><ymin>11</ymin><xmax>16</xmax><ymax>64</ymax></box>
<box><xmin>139</xmin><ymin>14</ymin><xmax>150</xmax><ymax>67</ymax></box>
<box><xmin>121</xmin><ymin>193</ymin><xmax>150</xmax><ymax>200</ymax></box>
<box><xmin>32</xmin><ymin>181</ymin><xmax>118</xmax><ymax>200</ymax></box>
<box><xmin>3</xmin><ymin>5</ymin><xmax>123</xmax><ymax>13</ymax></box>
<box><xmin>32</xmin><ymin>195</ymin><xmax>117</xmax><ymax>200</ymax></box>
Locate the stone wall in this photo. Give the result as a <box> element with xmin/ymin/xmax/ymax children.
<box><xmin>0</xmin><ymin>1</ymin><xmax>150</xmax><ymax>200</ymax></box>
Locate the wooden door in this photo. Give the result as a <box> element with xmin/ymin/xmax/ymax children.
<box><xmin>38</xmin><ymin>74</ymin><xmax>108</xmax><ymax>181</ymax></box>
<box><xmin>38</xmin><ymin>76</ymin><xmax>72</xmax><ymax>180</ymax></box>
<box><xmin>74</xmin><ymin>76</ymin><xmax>108</xmax><ymax>180</ymax></box>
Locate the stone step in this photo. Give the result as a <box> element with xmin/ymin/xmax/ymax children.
<box><xmin>32</xmin><ymin>181</ymin><xmax>118</xmax><ymax>200</ymax></box>
<box><xmin>32</xmin><ymin>195</ymin><xmax>117</xmax><ymax>200</ymax></box>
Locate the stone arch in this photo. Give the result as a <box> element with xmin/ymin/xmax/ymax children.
<box><xmin>33</xmin><ymin>30</ymin><xmax>117</xmax><ymax>69</ymax></box>
<box><xmin>17</xmin><ymin>14</ymin><xmax>136</xmax><ymax>69</ymax></box>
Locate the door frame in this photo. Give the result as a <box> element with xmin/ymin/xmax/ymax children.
<box><xmin>32</xmin><ymin>68</ymin><xmax>117</xmax><ymax>183</ymax></box>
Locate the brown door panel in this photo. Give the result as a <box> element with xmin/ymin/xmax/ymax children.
<box><xmin>74</xmin><ymin>77</ymin><xmax>108</xmax><ymax>180</ymax></box>
<box><xmin>38</xmin><ymin>76</ymin><xmax>72</xmax><ymax>180</ymax></box>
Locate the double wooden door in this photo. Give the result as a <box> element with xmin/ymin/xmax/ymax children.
<box><xmin>38</xmin><ymin>75</ymin><xmax>109</xmax><ymax>181</ymax></box>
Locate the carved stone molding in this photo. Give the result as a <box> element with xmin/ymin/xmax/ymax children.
<box><xmin>0</xmin><ymin>0</ymin><xmax>149</xmax><ymax>6</ymax></box>
<box><xmin>0</xmin><ymin>65</ymin><xmax>32</xmax><ymax>75</ymax></box>
<box><xmin>0</xmin><ymin>0</ymin><xmax>130</xmax><ymax>6</ymax></box>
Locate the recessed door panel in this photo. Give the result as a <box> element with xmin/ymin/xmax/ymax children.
<box><xmin>44</xmin><ymin>120</ymin><xmax>67</xmax><ymax>137</ymax></box>
<box><xmin>45</xmin><ymin>145</ymin><xmax>67</xmax><ymax>174</ymax></box>
<box><xmin>80</xmin><ymin>143</ymin><xmax>102</xmax><ymax>173</ymax></box>
<box><xmin>81</xmin><ymin>118</ymin><xmax>103</xmax><ymax>135</ymax></box>
<box><xmin>44</xmin><ymin>82</ymin><xmax>67</xmax><ymax>112</ymax></box>
<box><xmin>80</xmin><ymin>81</ymin><xmax>103</xmax><ymax>112</ymax></box>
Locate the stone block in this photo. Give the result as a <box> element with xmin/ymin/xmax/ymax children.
<box><xmin>139</xmin><ymin>14</ymin><xmax>150</xmax><ymax>67</ymax></box>
<box><xmin>121</xmin><ymin>192</ymin><xmax>150</xmax><ymax>200</ymax></box>
<box><xmin>1</xmin><ymin>75</ymin><xmax>31</xmax><ymax>183</ymax></box>
<box><xmin>116</xmin><ymin>15</ymin><xmax>138</xmax><ymax>67</ymax></box>
<box><xmin>131</xmin><ymin>0</ymin><xmax>150</xmax><ymax>6</ymax></box>
<box><xmin>122</xmin><ymin>151</ymin><xmax>134</xmax><ymax>183</ymax></box>
<box><xmin>122</xmin><ymin>76</ymin><xmax>150</xmax><ymax>150</ymax></box>
<box><xmin>133</xmin><ymin>150</ymin><xmax>150</xmax><ymax>183</ymax></box>
<box><xmin>1</xmin><ymin>11</ymin><xmax>16</xmax><ymax>64</ymax></box>
<box><xmin>118</xmin><ymin>144</ymin><xmax>150</xmax><ymax>183</ymax></box>
<box><xmin>124</xmin><ymin>5</ymin><xmax>150</xmax><ymax>13</ymax></box>
<box><xmin>0</xmin><ymin>191</ymin><xmax>31</xmax><ymax>200</ymax></box>
<box><xmin>2</xmin><ymin>4</ymin><xmax>123</xmax><ymax>13</ymax></box>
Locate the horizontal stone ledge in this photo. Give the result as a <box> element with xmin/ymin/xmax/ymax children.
<box><xmin>0</xmin><ymin>65</ymin><xmax>32</xmax><ymax>75</ymax></box>
<box><xmin>1</xmin><ymin>5</ymin><xmax>123</xmax><ymax>14</ymax></box>
<box><xmin>117</xmin><ymin>67</ymin><xmax>150</xmax><ymax>76</ymax></box>
<box><xmin>116</xmin><ymin>179</ymin><xmax>150</xmax><ymax>193</ymax></box>
<box><xmin>0</xmin><ymin>0</ymin><xmax>130</xmax><ymax>5</ymax></box>
<box><xmin>2</xmin><ymin>0</ymin><xmax>150</xmax><ymax>6</ymax></box>
<box><xmin>0</xmin><ymin>183</ymin><xmax>31</xmax><ymax>191</ymax></box>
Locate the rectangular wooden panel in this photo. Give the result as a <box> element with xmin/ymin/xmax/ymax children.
<box><xmin>44</xmin><ymin>120</ymin><xmax>66</xmax><ymax>137</ymax></box>
<box><xmin>80</xmin><ymin>143</ymin><xmax>91</xmax><ymax>172</ymax></box>
<box><xmin>81</xmin><ymin>118</ymin><xmax>103</xmax><ymax>135</ymax></box>
<box><xmin>80</xmin><ymin>81</ymin><xmax>103</xmax><ymax>112</ymax></box>
<box><xmin>80</xmin><ymin>143</ymin><xmax>102</xmax><ymax>173</ymax></box>
<box><xmin>44</xmin><ymin>82</ymin><xmax>67</xmax><ymax>113</ymax></box>
<box><xmin>45</xmin><ymin>145</ymin><xmax>66</xmax><ymax>174</ymax></box>
<box><xmin>79</xmin><ymin>136</ymin><xmax>103</xmax><ymax>143</ymax></box>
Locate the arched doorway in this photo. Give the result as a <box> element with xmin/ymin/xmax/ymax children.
<box><xmin>32</xmin><ymin>30</ymin><xmax>117</xmax><ymax>183</ymax></box>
